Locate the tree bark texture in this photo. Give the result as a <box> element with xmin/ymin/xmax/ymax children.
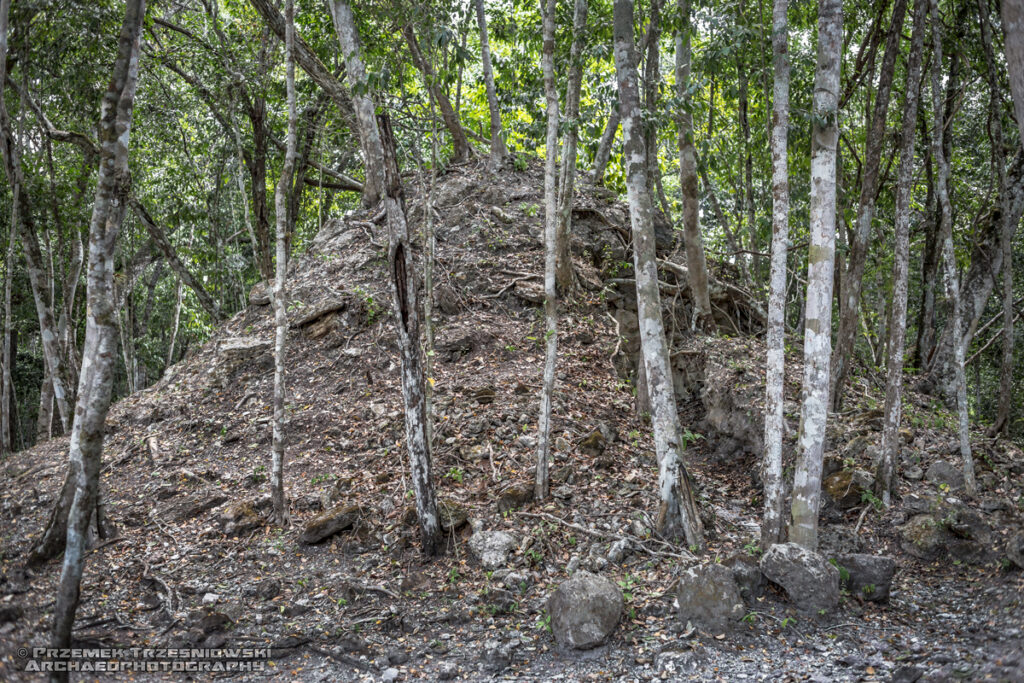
<box><xmin>789</xmin><ymin>0</ymin><xmax>841</xmax><ymax>551</ymax></box>
<box><xmin>830</xmin><ymin>0</ymin><xmax>908</xmax><ymax>410</ymax></box>
<box><xmin>675</xmin><ymin>0</ymin><xmax>713</xmax><ymax>331</ymax></box>
<box><xmin>536</xmin><ymin>0</ymin><xmax>559</xmax><ymax>502</ymax></box>
<box><xmin>614</xmin><ymin>0</ymin><xmax>704</xmax><ymax>549</ymax></box>
<box><xmin>878</xmin><ymin>0</ymin><xmax>926</xmax><ymax>506</ymax></box>
<box><xmin>475</xmin><ymin>0</ymin><xmax>510</xmax><ymax>169</ymax></box>
<box><xmin>49</xmin><ymin>0</ymin><xmax>145</xmax><ymax>671</ymax></box>
<box><xmin>761</xmin><ymin>0</ymin><xmax>791</xmax><ymax>547</ymax></box>
<box><xmin>332</xmin><ymin>0</ymin><xmax>442</xmax><ymax>554</ymax></box>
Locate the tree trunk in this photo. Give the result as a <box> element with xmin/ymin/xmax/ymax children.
<box><xmin>1004</xmin><ymin>0</ymin><xmax>1024</xmax><ymax>144</ymax></box>
<box><xmin>761</xmin><ymin>0</ymin><xmax>790</xmax><ymax>548</ymax></box>
<box><xmin>643</xmin><ymin>0</ymin><xmax>662</xmax><ymax>199</ymax></box>
<box><xmin>978</xmin><ymin>0</ymin><xmax>1014</xmax><ymax>437</ymax></box>
<box><xmin>675</xmin><ymin>0</ymin><xmax>713</xmax><ymax>331</ymax></box>
<box><xmin>1</xmin><ymin>211</ymin><xmax>13</xmax><ymax>455</ymax></box>
<box><xmin>536</xmin><ymin>0</ymin><xmax>560</xmax><ymax>502</ymax></box>
<box><xmin>0</xmin><ymin>60</ymin><xmax>70</xmax><ymax>436</ymax></box>
<box><xmin>246</xmin><ymin>0</ymin><xmax>380</xmax><ymax>207</ymax></box>
<box><xmin>269</xmin><ymin>0</ymin><xmax>297</xmax><ymax>527</ymax></box>
<box><xmin>166</xmin><ymin>277</ymin><xmax>183</xmax><ymax>368</ymax></box>
<box><xmin>736</xmin><ymin>0</ymin><xmax>758</xmax><ymax>278</ymax></box>
<box><xmin>928</xmin><ymin>0</ymin><xmax>976</xmax><ymax>495</ymax></box>
<box><xmin>877</xmin><ymin>0</ymin><xmax>926</xmax><ymax>506</ymax></box>
<box><xmin>474</xmin><ymin>0</ymin><xmax>509</xmax><ymax>170</ymax></box>
<box><xmin>246</xmin><ymin>96</ymin><xmax>275</xmax><ymax>282</ymax></box>
<box><xmin>789</xmin><ymin>0</ymin><xmax>841</xmax><ymax>551</ymax></box>
<box><xmin>591</xmin><ymin>107</ymin><xmax>619</xmax><ymax>184</ymax></box>
<box><xmin>331</xmin><ymin>0</ymin><xmax>442</xmax><ymax>554</ymax></box>
<box><xmin>613</xmin><ymin>0</ymin><xmax>704</xmax><ymax>549</ymax></box>
<box><xmin>830</xmin><ymin>0</ymin><xmax>908</xmax><ymax>410</ymax></box>
<box><xmin>555</xmin><ymin>0</ymin><xmax>588</xmax><ymax>292</ymax></box>
<box><xmin>403</xmin><ymin>24</ymin><xmax>473</xmax><ymax>164</ymax></box>
<box><xmin>913</xmin><ymin>118</ymin><xmax>938</xmax><ymax>368</ymax></box>
<box><xmin>49</xmin><ymin>0</ymin><xmax>145</xmax><ymax>671</ymax></box>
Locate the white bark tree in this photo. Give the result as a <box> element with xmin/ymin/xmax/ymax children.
<box><xmin>789</xmin><ymin>0</ymin><xmax>842</xmax><ymax>550</ymax></box>
<box><xmin>613</xmin><ymin>0</ymin><xmax>704</xmax><ymax>549</ymax></box>
<box><xmin>1004</xmin><ymin>0</ymin><xmax>1024</xmax><ymax>143</ymax></box>
<box><xmin>49</xmin><ymin>0</ymin><xmax>146</xmax><ymax>671</ymax></box>
<box><xmin>878</xmin><ymin>0</ymin><xmax>927</xmax><ymax>506</ymax></box>
<box><xmin>536</xmin><ymin>0</ymin><xmax>559</xmax><ymax>501</ymax></box>
<box><xmin>269</xmin><ymin>0</ymin><xmax>297</xmax><ymax>526</ymax></box>
<box><xmin>554</xmin><ymin>0</ymin><xmax>588</xmax><ymax>292</ymax></box>
<box><xmin>761</xmin><ymin>0</ymin><xmax>791</xmax><ymax>547</ymax></box>
<box><xmin>929</xmin><ymin>0</ymin><xmax>976</xmax><ymax>495</ymax></box>
<box><xmin>475</xmin><ymin>0</ymin><xmax>509</xmax><ymax>170</ymax></box>
<box><xmin>331</xmin><ymin>0</ymin><xmax>442</xmax><ymax>553</ymax></box>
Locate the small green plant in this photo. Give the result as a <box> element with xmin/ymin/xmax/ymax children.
<box><xmin>535</xmin><ymin>611</ymin><xmax>552</xmax><ymax>632</ymax></box>
<box><xmin>447</xmin><ymin>568</ymin><xmax>460</xmax><ymax>585</ymax></box>
<box><xmin>780</xmin><ymin>616</ymin><xmax>797</xmax><ymax>629</ymax></box>
<box><xmin>742</xmin><ymin>612</ymin><xmax>758</xmax><ymax>623</ymax></box>
<box><xmin>513</xmin><ymin>154</ymin><xmax>530</xmax><ymax>172</ymax></box>
<box><xmin>743</xmin><ymin>540</ymin><xmax>762</xmax><ymax>557</ymax></box>
<box><xmin>310</xmin><ymin>473</ymin><xmax>334</xmax><ymax>486</ymax></box>
<box><xmin>829</xmin><ymin>558</ymin><xmax>851</xmax><ymax>584</ymax></box>
<box><xmin>618</xmin><ymin>574</ymin><xmax>638</xmax><ymax>602</ymax></box>
<box><xmin>520</xmin><ymin>202</ymin><xmax>539</xmax><ymax>217</ymax></box>
<box><xmin>445</xmin><ymin>466</ymin><xmax>464</xmax><ymax>484</ymax></box>
<box><xmin>860</xmin><ymin>489</ymin><xmax>884</xmax><ymax>512</ymax></box>
<box><xmin>680</xmin><ymin>429</ymin><xmax>704</xmax><ymax>450</ymax></box>
<box><xmin>525</xmin><ymin>548</ymin><xmax>543</xmax><ymax>566</ymax></box>
<box><xmin>861</xmin><ymin>584</ymin><xmax>876</xmax><ymax>596</ymax></box>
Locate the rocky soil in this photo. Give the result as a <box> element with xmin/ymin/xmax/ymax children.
<box><xmin>1</xmin><ymin>161</ymin><xmax>1022</xmax><ymax>681</ymax></box>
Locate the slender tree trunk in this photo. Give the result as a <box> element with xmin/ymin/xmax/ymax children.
<box><xmin>591</xmin><ymin>106</ymin><xmax>619</xmax><ymax>184</ymax></box>
<box><xmin>614</xmin><ymin>0</ymin><xmax>704</xmax><ymax>549</ymax></box>
<box><xmin>789</xmin><ymin>0</ymin><xmax>841</xmax><ymax>551</ymax></box>
<box><xmin>1005</xmin><ymin>0</ymin><xmax>1024</xmax><ymax>144</ymax></box>
<box><xmin>0</xmin><ymin>63</ymin><xmax>70</xmax><ymax>436</ymax></box>
<box><xmin>928</xmin><ymin>0</ymin><xmax>976</xmax><ymax>495</ymax></box>
<box><xmin>878</xmin><ymin>0</ymin><xmax>927</xmax><ymax>506</ymax></box>
<box><xmin>332</xmin><ymin>0</ymin><xmax>442</xmax><ymax>554</ymax></box>
<box><xmin>1</xmin><ymin>210</ymin><xmax>12</xmax><ymax>455</ymax></box>
<box><xmin>49</xmin><ymin>1</ymin><xmax>145</xmax><ymax>673</ymax></box>
<box><xmin>166</xmin><ymin>277</ymin><xmax>183</xmax><ymax>368</ymax></box>
<box><xmin>555</xmin><ymin>0</ymin><xmax>588</xmax><ymax>292</ymax></box>
<box><xmin>422</xmin><ymin>76</ymin><xmax>439</xmax><ymax>450</ymax></box>
<box><xmin>761</xmin><ymin>0</ymin><xmax>791</xmax><ymax>548</ymax></box>
<box><xmin>643</xmin><ymin>0</ymin><xmax>662</xmax><ymax>199</ymax></box>
<box><xmin>675</xmin><ymin>0</ymin><xmax>713</xmax><ymax>331</ymax></box>
<box><xmin>247</xmin><ymin>97</ymin><xmax>275</xmax><ymax>283</ymax></box>
<box><xmin>474</xmin><ymin>0</ymin><xmax>509</xmax><ymax>169</ymax></box>
<box><xmin>978</xmin><ymin>0</ymin><xmax>1014</xmax><ymax>437</ymax></box>
<box><xmin>913</xmin><ymin>121</ymin><xmax>938</xmax><ymax>368</ymax></box>
<box><xmin>268</xmin><ymin>0</ymin><xmax>297</xmax><ymax>526</ymax></box>
<box><xmin>403</xmin><ymin>24</ymin><xmax>473</xmax><ymax>163</ymax></box>
<box><xmin>830</xmin><ymin>0</ymin><xmax>908</xmax><ymax>410</ymax></box>
<box><xmin>535</xmin><ymin>0</ymin><xmax>560</xmax><ymax>502</ymax></box>
<box><xmin>737</xmin><ymin>0</ymin><xmax>758</xmax><ymax>278</ymax></box>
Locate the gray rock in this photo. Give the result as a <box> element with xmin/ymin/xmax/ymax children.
<box><xmin>606</xmin><ymin>538</ymin><xmax>631</xmax><ymax>564</ymax></box>
<box><xmin>468</xmin><ymin>529</ymin><xmax>517</xmax><ymax>569</ymax></box>
<box><xmin>760</xmin><ymin>543</ymin><xmax>840</xmax><ymax>612</ymax></box>
<box><xmin>890</xmin><ymin>665</ymin><xmax>924</xmax><ymax>683</ymax></box>
<box><xmin>381</xmin><ymin>667</ymin><xmax>399</xmax><ymax>682</ymax></box>
<box><xmin>201</xmin><ymin>593</ymin><xmax>220</xmax><ymax>605</ymax></box>
<box><xmin>436</xmin><ymin>661</ymin><xmax>458</xmax><ymax>680</ymax></box>
<box><xmin>674</xmin><ymin>563</ymin><xmax>745</xmax><ymax>631</ymax></box>
<box><xmin>925</xmin><ymin>460</ymin><xmax>965</xmax><ymax>491</ymax></box>
<box><xmin>903</xmin><ymin>465</ymin><xmax>924</xmax><ymax>481</ymax></box>
<box><xmin>300</xmin><ymin>504</ymin><xmax>360</xmax><ymax>544</ymax></box>
<box><xmin>547</xmin><ymin>570</ymin><xmax>623</xmax><ymax>649</ymax></box>
<box><xmin>899</xmin><ymin>514</ymin><xmax>945</xmax><ymax>561</ymax></box>
<box><xmin>1008</xmin><ymin>529</ymin><xmax>1024</xmax><ymax>570</ymax></box>
<box><xmin>481</xmin><ymin>638</ymin><xmax>515</xmax><ymax>672</ymax></box>
<box><xmin>833</xmin><ymin>553</ymin><xmax>895</xmax><ymax>602</ymax></box>
<box><xmin>823</xmin><ymin>469</ymin><xmax>875</xmax><ymax>509</ymax></box>
<box><xmin>724</xmin><ymin>552</ymin><xmax>765</xmax><ymax>602</ymax></box>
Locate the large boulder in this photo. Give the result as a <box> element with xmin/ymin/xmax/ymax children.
<box><xmin>547</xmin><ymin>571</ymin><xmax>623</xmax><ymax>650</ymax></box>
<box><xmin>300</xmin><ymin>504</ymin><xmax>360</xmax><ymax>544</ymax></box>
<box><xmin>925</xmin><ymin>460</ymin><xmax>965</xmax><ymax>491</ymax></box>
<box><xmin>468</xmin><ymin>529</ymin><xmax>517</xmax><ymax>569</ymax></box>
<box><xmin>833</xmin><ymin>554</ymin><xmax>895</xmax><ymax>602</ymax></box>
<box><xmin>723</xmin><ymin>552</ymin><xmax>765</xmax><ymax>603</ymax></box>
<box><xmin>823</xmin><ymin>469</ymin><xmax>875</xmax><ymax>509</ymax></box>
<box><xmin>760</xmin><ymin>543</ymin><xmax>840</xmax><ymax>612</ymax></box>
<box><xmin>674</xmin><ymin>563</ymin><xmax>745</xmax><ymax>631</ymax></box>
